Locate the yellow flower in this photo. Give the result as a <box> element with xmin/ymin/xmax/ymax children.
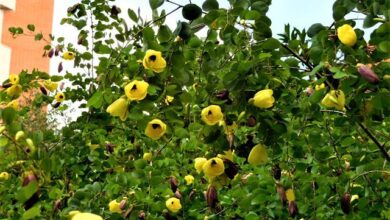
<box><xmin>145</xmin><ymin>119</ymin><xmax>167</xmax><ymax>140</ymax></box>
<box><xmin>201</xmin><ymin>105</ymin><xmax>223</xmax><ymax>126</ymax></box>
<box><xmin>63</xmin><ymin>51</ymin><xmax>76</xmax><ymax>60</ymax></box>
<box><xmin>143</xmin><ymin>152</ymin><xmax>152</xmax><ymax>161</ymax></box>
<box><xmin>106</xmin><ymin>98</ymin><xmax>128</xmax><ymax>121</ymax></box>
<box><xmin>184</xmin><ymin>175</ymin><xmax>194</xmax><ymax>185</ymax></box>
<box><xmin>9</xmin><ymin>74</ymin><xmax>19</xmax><ymax>85</ymax></box>
<box><xmin>7</xmin><ymin>100</ymin><xmax>19</xmax><ymax>110</ymax></box>
<box><xmin>165</xmin><ymin>197</ymin><xmax>182</xmax><ymax>213</ymax></box>
<box><xmin>321</xmin><ymin>90</ymin><xmax>346</xmax><ymax>111</ymax></box>
<box><xmin>69</xmin><ymin>211</ymin><xmax>103</xmax><ymax>220</ymax></box>
<box><xmin>286</xmin><ymin>189</ymin><xmax>295</xmax><ymax>202</ymax></box>
<box><xmin>202</xmin><ymin>157</ymin><xmax>225</xmax><ymax>178</ymax></box>
<box><xmin>124</xmin><ymin>80</ymin><xmax>149</xmax><ymax>101</ymax></box>
<box><xmin>165</xmin><ymin>95</ymin><xmax>174</xmax><ymax>105</ymax></box>
<box><xmin>248</xmin><ymin>144</ymin><xmax>268</xmax><ymax>165</ymax></box>
<box><xmin>44</xmin><ymin>80</ymin><xmax>58</xmax><ymax>92</ymax></box>
<box><xmin>315</xmin><ymin>83</ymin><xmax>325</xmax><ymax>91</ymax></box>
<box><xmin>55</xmin><ymin>92</ymin><xmax>66</xmax><ymax>103</ymax></box>
<box><xmin>218</xmin><ymin>149</ymin><xmax>234</xmax><ymax>162</ymax></box>
<box><xmin>252</xmin><ymin>89</ymin><xmax>275</xmax><ymax>109</ymax></box>
<box><xmin>194</xmin><ymin>157</ymin><xmax>207</xmax><ymax>173</ymax></box>
<box><xmin>337</xmin><ymin>24</ymin><xmax>357</xmax><ymax>47</ymax></box>
<box><xmin>6</xmin><ymin>84</ymin><xmax>22</xmax><ymax>97</ymax></box>
<box><xmin>108</xmin><ymin>200</ymin><xmax>122</xmax><ymax>213</ymax></box>
<box><xmin>0</xmin><ymin>172</ymin><xmax>10</xmax><ymax>180</ymax></box>
<box><xmin>143</xmin><ymin>49</ymin><xmax>167</xmax><ymax>73</ymax></box>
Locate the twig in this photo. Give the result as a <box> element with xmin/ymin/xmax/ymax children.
<box><xmin>351</xmin><ymin>170</ymin><xmax>390</xmax><ymax>182</ymax></box>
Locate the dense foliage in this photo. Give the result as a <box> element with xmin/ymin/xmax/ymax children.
<box><xmin>1</xmin><ymin>0</ymin><xmax>390</xmax><ymax>219</ymax></box>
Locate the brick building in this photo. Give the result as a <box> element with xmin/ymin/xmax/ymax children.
<box><xmin>0</xmin><ymin>0</ymin><xmax>54</xmax><ymax>83</ymax></box>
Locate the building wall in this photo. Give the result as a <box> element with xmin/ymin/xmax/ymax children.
<box><xmin>0</xmin><ymin>0</ymin><xmax>15</xmax><ymax>83</ymax></box>
<box><xmin>1</xmin><ymin>0</ymin><xmax>54</xmax><ymax>80</ymax></box>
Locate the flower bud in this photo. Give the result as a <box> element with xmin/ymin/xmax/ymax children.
<box><xmin>215</xmin><ymin>90</ymin><xmax>229</xmax><ymax>100</ymax></box>
<box><xmin>138</xmin><ymin>211</ymin><xmax>146</xmax><ymax>220</ymax></box>
<box><xmin>246</xmin><ymin>115</ymin><xmax>256</xmax><ymax>127</ymax></box>
<box><xmin>2</xmin><ymin>83</ymin><xmax>12</xmax><ymax>89</ymax></box>
<box><xmin>272</xmin><ymin>164</ymin><xmax>282</xmax><ymax>180</ymax></box>
<box><xmin>58</xmin><ymin>62</ymin><xmax>63</xmax><ymax>73</ymax></box>
<box><xmin>53</xmin><ymin>102</ymin><xmax>61</xmax><ymax>108</ymax></box>
<box><xmin>224</xmin><ymin>159</ymin><xmax>239</xmax><ymax>179</ymax></box>
<box><xmin>340</xmin><ymin>192</ymin><xmax>351</xmax><ymax>214</ymax></box>
<box><xmin>170</xmin><ymin>176</ymin><xmax>178</xmax><ymax>193</ymax></box>
<box><xmin>357</xmin><ymin>64</ymin><xmax>379</xmax><ymax>84</ymax></box>
<box><xmin>189</xmin><ymin>189</ymin><xmax>196</xmax><ymax>201</ymax></box>
<box><xmin>48</xmin><ymin>49</ymin><xmax>54</xmax><ymax>58</ymax></box>
<box><xmin>206</xmin><ymin>185</ymin><xmax>218</xmax><ymax>208</ymax></box>
<box><xmin>53</xmin><ymin>199</ymin><xmax>62</xmax><ymax>212</ymax></box>
<box><xmin>55</xmin><ymin>47</ymin><xmax>60</xmax><ymax>56</ymax></box>
<box><xmin>175</xmin><ymin>190</ymin><xmax>182</xmax><ymax>199</ymax></box>
<box><xmin>276</xmin><ymin>184</ymin><xmax>287</xmax><ymax>206</ymax></box>
<box><xmin>40</xmin><ymin>86</ymin><xmax>48</xmax><ymax>95</ymax></box>
<box><xmin>288</xmin><ymin>201</ymin><xmax>299</xmax><ymax>217</ymax></box>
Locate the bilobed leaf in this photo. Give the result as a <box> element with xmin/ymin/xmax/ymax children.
<box><xmin>149</xmin><ymin>0</ymin><xmax>164</xmax><ymax>9</ymax></box>
<box><xmin>157</xmin><ymin>25</ymin><xmax>172</xmax><ymax>43</ymax></box>
<box><xmin>127</xmin><ymin>8</ymin><xmax>138</xmax><ymax>22</ymax></box>
<box><xmin>87</xmin><ymin>91</ymin><xmax>103</xmax><ymax>109</ymax></box>
<box><xmin>27</xmin><ymin>24</ymin><xmax>35</xmax><ymax>32</ymax></box>
<box><xmin>202</xmin><ymin>0</ymin><xmax>219</xmax><ymax>11</ymax></box>
<box><xmin>307</xmin><ymin>23</ymin><xmax>326</xmax><ymax>37</ymax></box>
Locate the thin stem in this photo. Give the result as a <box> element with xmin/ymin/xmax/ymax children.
<box><xmin>352</xmin><ymin>170</ymin><xmax>390</xmax><ymax>182</ymax></box>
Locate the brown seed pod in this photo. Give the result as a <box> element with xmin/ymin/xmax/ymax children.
<box><xmin>215</xmin><ymin>89</ymin><xmax>229</xmax><ymax>100</ymax></box>
<box><xmin>138</xmin><ymin>211</ymin><xmax>146</xmax><ymax>220</ymax></box>
<box><xmin>58</xmin><ymin>62</ymin><xmax>63</xmax><ymax>73</ymax></box>
<box><xmin>169</xmin><ymin>176</ymin><xmax>178</xmax><ymax>193</ymax></box>
<box><xmin>340</xmin><ymin>192</ymin><xmax>351</xmax><ymax>214</ymax></box>
<box><xmin>2</xmin><ymin>83</ymin><xmax>12</xmax><ymax>89</ymax></box>
<box><xmin>272</xmin><ymin>164</ymin><xmax>282</xmax><ymax>180</ymax></box>
<box><xmin>55</xmin><ymin>46</ymin><xmax>60</xmax><ymax>56</ymax></box>
<box><xmin>174</xmin><ymin>190</ymin><xmax>182</xmax><ymax>199</ymax></box>
<box><xmin>276</xmin><ymin>184</ymin><xmax>287</xmax><ymax>206</ymax></box>
<box><xmin>22</xmin><ymin>173</ymin><xmax>40</xmax><ymax>209</ymax></box>
<box><xmin>246</xmin><ymin>115</ymin><xmax>256</xmax><ymax>127</ymax></box>
<box><xmin>206</xmin><ymin>185</ymin><xmax>218</xmax><ymax>208</ymax></box>
<box><xmin>288</xmin><ymin>201</ymin><xmax>299</xmax><ymax>217</ymax></box>
<box><xmin>189</xmin><ymin>189</ymin><xmax>196</xmax><ymax>200</ymax></box>
<box><xmin>357</xmin><ymin>64</ymin><xmax>379</xmax><ymax>84</ymax></box>
<box><xmin>224</xmin><ymin>159</ymin><xmax>239</xmax><ymax>179</ymax></box>
<box><xmin>119</xmin><ymin>199</ymin><xmax>127</xmax><ymax>210</ymax></box>
<box><xmin>53</xmin><ymin>102</ymin><xmax>61</xmax><ymax>108</ymax></box>
<box><xmin>53</xmin><ymin>199</ymin><xmax>62</xmax><ymax>212</ymax></box>
<box><xmin>48</xmin><ymin>49</ymin><xmax>54</xmax><ymax>58</ymax></box>
<box><xmin>40</xmin><ymin>86</ymin><xmax>48</xmax><ymax>95</ymax></box>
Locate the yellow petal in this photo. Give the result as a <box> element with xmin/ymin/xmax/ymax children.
<box><xmin>106</xmin><ymin>98</ymin><xmax>128</xmax><ymax>121</ymax></box>
<box><xmin>124</xmin><ymin>80</ymin><xmax>149</xmax><ymax>101</ymax></box>
<box><xmin>286</xmin><ymin>188</ymin><xmax>295</xmax><ymax>202</ymax></box>
<box><xmin>202</xmin><ymin>157</ymin><xmax>225</xmax><ymax>177</ymax></box>
<box><xmin>145</xmin><ymin>119</ymin><xmax>167</xmax><ymax>140</ymax></box>
<box><xmin>248</xmin><ymin>144</ymin><xmax>268</xmax><ymax>165</ymax></box>
<box><xmin>108</xmin><ymin>200</ymin><xmax>122</xmax><ymax>213</ymax></box>
<box><xmin>337</xmin><ymin>24</ymin><xmax>357</xmax><ymax>47</ymax></box>
<box><xmin>143</xmin><ymin>50</ymin><xmax>167</xmax><ymax>73</ymax></box>
<box><xmin>253</xmin><ymin>89</ymin><xmax>275</xmax><ymax>108</ymax></box>
<box><xmin>201</xmin><ymin>105</ymin><xmax>224</xmax><ymax>126</ymax></box>
<box><xmin>194</xmin><ymin>157</ymin><xmax>207</xmax><ymax>173</ymax></box>
<box><xmin>165</xmin><ymin>197</ymin><xmax>182</xmax><ymax>213</ymax></box>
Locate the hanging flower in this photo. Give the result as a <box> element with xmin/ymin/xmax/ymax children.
<box><xmin>321</xmin><ymin>90</ymin><xmax>346</xmax><ymax>111</ymax></box>
<box><xmin>202</xmin><ymin>157</ymin><xmax>225</xmax><ymax>178</ymax></box>
<box><xmin>165</xmin><ymin>197</ymin><xmax>182</xmax><ymax>213</ymax></box>
<box><xmin>69</xmin><ymin>211</ymin><xmax>103</xmax><ymax>220</ymax></box>
<box><xmin>124</xmin><ymin>80</ymin><xmax>149</xmax><ymax>101</ymax></box>
<box><xmin>315</xmin><ymin>83</ymin><xmax>325</xmax><ymax>91</ymax></box>
<box><xmin>337</xmin><ymin>24</ymin><xmax>357</xmax><ymax>47</ymax></box>
<box><xmin>9</xmin><ymin>74</ymin><xmax>19</xmax><ymax>85</ymax></box>
<box><xmin>63</xmin><ymin>51</ymin><xmax>76</xmax><ymax>60</ymax></box>
<box><xmin>6</xmin><ymin>84</ymin><xmax>22</xmax><ymax>97</ymax></box>
<box><xmin>248</xmin><ymin>144</ymin><xmax>268</xmax><ymax>165</ymax></box>
<box><xmin>7</xmin><ymin>99</ymin><xmax>19</xmax><ymax>110</ymax></box>
<box><xmin>201</xmin><ymin>105</ymin><xmax>223</xmax><ymax>126</ymax></box>
<box><xmin>184</xmin><ymin>175</ymin><xmax>194</xmax><ymax>185</ymax></box>
<box><xmin>145</xmin><ymin>119</ymin><xmax>167</xmax><ymax>140</ymax></box>
<box><xmin>55</xmin><ymin>92</ymin><xmax>66</xmax><ymax>103</ymax></box>
<box><xmin>194</xmin><ymin>157</ymin><xmax>207</xmax><ymax>173</ymax></box>
<box><xmin>0</xmin><ymin>172</ymin><xmax>10</xmax><ymax>181</ymax></box>
<box><xmin>251</xmin><ymin>89</ymin><xmax>275</xmax><ymax>109</ymax></box>
<box><xmin>44</xmin><ymin>80</ymin><xmax>58</xmax><ymax>92</ymax></box>
<box><xmin>108</xmin><ymin>200</ymin><xmax>122</xmax><ymax>213</ymax></box>
<box><xmin>143</xmin><ymin>152</ymin><xmax>152</xmax><ymax>161</ymax></box>
<box><xmin>142</xmin><ymin>49</ymin><xmax>167</xmax><ymax>73</ymax></box>
<box><xmin>106</xmin><ymin>97</ymin><xmax>128</xmax><ymax>121</ymax></box>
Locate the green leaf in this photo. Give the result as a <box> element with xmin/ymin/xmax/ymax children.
<box><xmin>307</xmin><ymin>23</ymin><xmax>326</xmax><ymax>38</ymax></box>
<box><xmin>81</xmin><ymin>52</ymin><xmax>93</xmax><ymax>60</ymax></box>
<box><xmin>378</xmin><ymin>41</ymin><xmax>390</xmax><ymax>53</ymax></box>
<box><xmin>157</xmin><ymin>25</ymin><xmax>172</xmax><ymax>43</ymax></box>
<box><xmin>1</xmin><ymin>107</ymin><xmax>17</xmax><ymax>124</ymax></box>
<box><xmin>143</xmin><ymin>27</ymin><xmax>155</xmax><ymax>42</ymax></box>
<box><xmin>22</xmin><ymin>206</ymin><xmax>41</xmax><ymax>220</ymax></box>
<box><xmin>149</xmin><ymin>0</ymin><xmax>164</xmax><ymax>9</ymax></box>
<box><xmin>16</xmin><ymin>181</ymin><xmax>38</xmax><ymax>204</ymax></box>
<box><xmin>0</xmin><ymin>137</ymin><xmax>8</xmax><ymax>147</ymax></box>
<box><xmin>261</xmin><ymin>38</ymin><xmax>280</xmax><ymax>50</ymax></box>
<box><xmin>202</xmin><ymin>0</ymin><xmax>219</xmax><ymax>11</ymax></box>
<box><xmin>87</xmin><ymin>91</ymin><xmax>103</xmax><ymax>109</ymax></box>
<box><xmin>27</xmin><ymin>24</ymin><xmax>35</xmax><ymax>32</ymax></box>
<box><xmin>127</xmin><ymin>8</ymin><xmax>138</xmax><ymax>22</ymax></box>
<box><xmin>34</xmin><ymin>33</ymin><xmax>43</xmax><ymax>41</ymax></box>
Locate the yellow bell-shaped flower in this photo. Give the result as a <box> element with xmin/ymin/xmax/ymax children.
<box><xmin>108</xmin><ymin>200</ymin><xmax>122</xmax><ymax>213</ymax></box>
<box><xmin>124</xmin><ymin>80</ymin><xmax>149</xmax><ymax>101</ymax></box>
<box><xmin>106</xmin><ymin>97</ymin><xmax>128</xmax><ymax>121</ymax></box>
<box><xmin>0</xmin><ymin>172</ymin><xmax>10</xmax><ymax>180</ymax></box>
<box><xmin>69</xmin><ymin>211</ymin><xmax>103</xmax><ymax>220</ymax></box>
<box><xmin>252</xmin><ymin>89</ymin><xmax>275</xmax><ymax>109</ymax></box>
<box><xmin>7</xmin><ymin>99</ymin><xmax>19</xmax><ymax>110</ymax></box>
<box><xmin>184</xmin><ymin>175</ymin><xmax>194</xmax><ymax>185</ymax></box>
<box><xmin>165</xmin><ymin>197</ymin><xmax>182</xmax><ymax>213</ymax></box>
<box><xmin>63</xmin><ymin>51</ymin><xmax>76</xmax><ymax>60</ymax></box>
<box><xmin>248</xmin><ymin>144</ymin><xmax>268</xmax><ymax>165</ymax></box>
<box><xmin>6</xmin><ymin>84</ymin><xmax>22</xmax><ymax>97</ymax></box>
<box><xmin>194</xmin><ymin>157</ymin><xmax>207</xmax><ymax>173</ymax></box>
<box><xmin>315</xmin><ymin>83</ymin><xmax>325</xmax><ymax>91</ymax></box>
<box><xmin>55</xmin><ymin>92</ymin><xmax>66</xmax><ymax>103</ymax></box>
<box><xmin>201</xmin><ymin>105</ymin><xmax>223</xmax><ymax>126</ymax></box>
<box><xmin>9</xmin><ymin>74</ymin><xmax>19</xmax><ymax>85</ymax></box>
<box><xmin>143</xmin><ymin>49</ymin><xmax>167</xmax><ymax>73</ymax></box>
<box><xmin>44</xmin><ymin>80</ymin><xmax>58</xmax><ymax>92</ymax></box>
<box><xmin>203</xmin><ymin>157</ymin><xmax>225</xmax><ymax>178</ymax></box>
<box><xmin>337</xmin><ymin>24</ymin><xmax>357</xmax><ymax>47</ymax></box>
<box><xmin>143</xmin><ymin>152</ymin><xmax>152</xmax><ymax>161</ymax></box>
<box><xmin>145</xmin><ymin>119</ymin><xmax>167</xmax><ymax>140</ymax></box>
<box><xmin>321</xmin><ymin>90</ymin><xmax>346</xmax><ymax>111</ymax></box>
<box><xmin>286</xmin><ymin>189</ymin><xmax>296</xmax><ymax>202</ymax></box>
